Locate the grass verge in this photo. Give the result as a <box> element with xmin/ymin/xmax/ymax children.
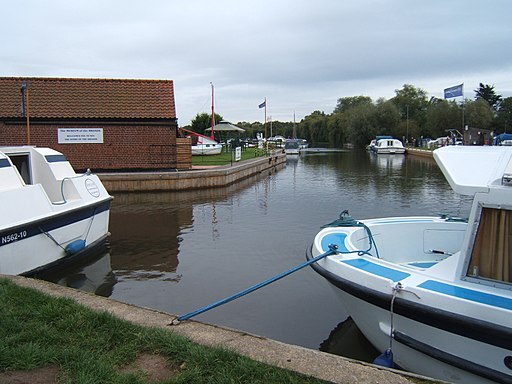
<box><xmin>192</xmin><ymin>147</ymin><xmax>279</xmax><ymax>166</ymax></box>
<box><xmin>0</xmin><ymin>278</ymin><xmax>327</xmax><ymax>384</ymax></box>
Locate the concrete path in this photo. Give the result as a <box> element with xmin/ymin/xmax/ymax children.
<box><xmin>6</xmin><ymin>275</ymin><xmax>442</xmax><ymax>384</ymax></box>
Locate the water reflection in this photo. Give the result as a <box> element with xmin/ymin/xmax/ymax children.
<box><xmin>109</xmin><ymin>193</ymin><xmax>188</xmax><ymax>283</ymax></box>
<box><xmin>320</xmin><ymin>317</ymin><xmax>379</xmax><ymax>363</ymax></box>
<box><xmin>37</xmin><ymin>150</ymin><xmax>472</xmax><ymax>357</ymax></box>
<box><xmin>40</xmin><ymin>247</ymin><xmax>116</xmax><ymax>297</ymax></box>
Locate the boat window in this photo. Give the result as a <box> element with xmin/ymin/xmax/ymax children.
<box><xmin>45</xmin><ymin>154</ymin><xmax>67</xmax><ymax>163</ymax></box>
<box><xmin>0</xmin><ymin>158</ymin><xmax>10</xmax><ymax>168</ymax></box>
<box><xmin>468</xmin><ymin>207</ymin><xmax>512</xmax><ymax>283</ymax></box>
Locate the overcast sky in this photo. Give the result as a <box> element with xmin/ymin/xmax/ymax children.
<box><xmin>2</xmin><ymin>1</ymin><xmax>511</xmax><ymax>126</ymax></box>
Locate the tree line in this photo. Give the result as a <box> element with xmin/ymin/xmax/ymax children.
<box><xmin>187</xmin><ymin>83</ymin><xmax>512</xmax><ymax>148</ymax></box>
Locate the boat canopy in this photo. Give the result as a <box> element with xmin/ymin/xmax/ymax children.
<box><xmin>433</xmin><ymin>146</ymin><xmax>512</xmax><ymax>195</ymax></box>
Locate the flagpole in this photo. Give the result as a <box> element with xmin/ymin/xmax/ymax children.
<box><xmin>461</xmin><ymin>83</ymin><xmax>465</xmax><ymax>133</ymax></box>
<box><xmin>264</xmin><ymin>98</ymin><xmax>267</xmax><ymax>139</ymax></box>
<box><xmin>210</xmin><ymin>82</ymin><xmax>215</xmax><ymax>140</ymax></box>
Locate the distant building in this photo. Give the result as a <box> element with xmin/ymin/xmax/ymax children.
<box><xmin>463</xmin><ymin>126</ymin><xmax>491</xmax><ymax>146</ymax></box>
<box><xmin>0</xmin><ymin>77</ymin><xmax>191</xmax><ymax>171</ymax></box>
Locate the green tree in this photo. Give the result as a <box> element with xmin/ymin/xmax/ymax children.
<box><xmin>346</xmin><ymin>103</ymin><xmax>378</xmax><ymax>148</ymax></box>
<box><xmin>425</xmin><ymin>99</ymin><xmax>462</xmax><ymax>138</ymax></box>
<box><xmin>327</xmin><ymin>113</ymin><xmax>348</xmax><ymax>147</ymax></box>
<box><xmin>474</xmin><ymin>83</ymin><xmax>502</xmax><ymax>111</ymax></box>
<box><xmin>333</xmin><ymin>96</ymin><xmax>373</xmax><ymax>114</ymax></box>
<box><xmin>299</xmin><ymin>111</ymin><xmax>329</xmax><ymax>146</ymax></box>
<box><xmin>465</xmin><ymin>99</ymin><xmax>494</xmax><ymax>129</ymax></box>
<box><xmin>495</xmin><ymin>97</ymin><xmax>512</xmax><ymax>133</ymax></box>
<box><xmin>191</xmin><ymin>112</ymin><xmax>223</xmax><ymax>135</ymax></box>
<box><xmin>375</xmin><ymin>99</ymin><xmax>400</xmax><ymax>137</ymax></box>
<box><xmin>391</xmin><ymin>84</ymin><xmax>429</xmax><ymax>139</ymax></box>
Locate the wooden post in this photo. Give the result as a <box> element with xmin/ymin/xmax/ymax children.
<box><xmin>25</xmin><ymin>89</ymin><xmax>30</xmax><ymax>145</ymax></box>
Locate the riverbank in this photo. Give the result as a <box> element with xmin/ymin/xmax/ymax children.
<box><xmin>2</xmin><ymin>275</ymin><xmax>441</xmax><ymax>384</ymax></box>
<box><xmin>406</xmin><ymin>148</ymin><xmax>434</xmax><ymax>158</ymax></box>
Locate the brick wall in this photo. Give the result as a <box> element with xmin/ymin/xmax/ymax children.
<box><xmin>0</xmin><ymin>121</ymin><xmax>181</xmax><ymax>171</ymax></box>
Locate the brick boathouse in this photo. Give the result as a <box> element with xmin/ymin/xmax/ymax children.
<box><xmin>0</xmin><ymin>77</ymin><xmax>191</xmax><ymax>171</ymax></box>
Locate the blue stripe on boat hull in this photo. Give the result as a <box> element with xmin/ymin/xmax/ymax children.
<box><xmin>0</xmin><ymin>199</ymin><xmax>112</xmax><ymax>248</ymax></box>
<box><xmin>419</xmin><ymin>280</ymin><xmax>512</xmax><ymax>311</ymax></box>
<box><xmin>342</xmin><ymin>258</ymin><xmax>410</xmax><ymax>282</ymax></box>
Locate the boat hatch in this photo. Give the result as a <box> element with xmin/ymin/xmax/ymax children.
<box><xmin>8</xmin><ymin>154</ymin><xmax>31</xmax><ymax>184</ymax></box>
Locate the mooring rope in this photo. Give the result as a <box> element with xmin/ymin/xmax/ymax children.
<box><xmin>321</xmin><ymin>210</ymin><xmax>380</xmax><ymax>258</ymax></box>
<box><xmin>171</xmin><ymin>244</ymin><xmax>339</xmax><ymax>324</ymax></box>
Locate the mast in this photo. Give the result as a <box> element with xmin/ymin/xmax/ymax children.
<box><xmin>210</xmin><ymin>82</ymin><xmax>215</xmax><ymax>140</ymax></box>
<box><xmin>293</xmin><ymin>111</ymin><xmax>296</xmax><ymax>139</ymax></box>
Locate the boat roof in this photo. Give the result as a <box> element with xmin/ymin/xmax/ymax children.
<box><xmin>434</xmin><ymin>146</ymin><xmax>512</xmax><ymax>195</ymax></box>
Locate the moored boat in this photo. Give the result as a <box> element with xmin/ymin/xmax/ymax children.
<box><xmin>284</xmin><ymin>139</ymin><xmax>300</xmax><ymax>155</ymax></box>
<box><xmin>189</xmin><ymin>133</ymin><xmax>222</xmax><ymax>155</ymax></box>
<box><xmin>0</xmin><ymin>146</ymin><xmax>112</xmax><ymax>276</ymax></box>
<box><xmin>307</xmin><ymin>146</ymin><xmax>512</xmax><ymax>383</ymax></box>
<box><xmin>372</xmin><ymin>138</ymin><xmax>405</xmax><ymax>154</ymax></box>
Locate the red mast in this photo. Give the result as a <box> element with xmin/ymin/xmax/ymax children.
<box><xmin>210</xmin><ymin>82</ymin><xmax>215</xmax><ymax>140</ymax></box>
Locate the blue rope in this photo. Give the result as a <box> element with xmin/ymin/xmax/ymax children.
<box><xmin>172</xmin><ymin>244</ymin><xmax>339</xmax><ymax>323</ymax></box>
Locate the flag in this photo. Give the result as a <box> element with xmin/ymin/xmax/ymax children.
<box><xmin>258</xmin><ymin>100</ymin><xmax>266</xmax><ymax>109</ymax></box>
<box><xmin>444</xmin><ymin>83</ymin><xmax>463</xmax><ymax>99</ymax></box>
<box><xmin>20</xmin><ymin>80</ymin><xmax>27</xmax><ymax>117</ymax></box>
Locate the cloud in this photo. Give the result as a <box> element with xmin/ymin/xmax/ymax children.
<box><xmin>2</xmin><ymin>0</ymin><xmax>512</xmax><ymax>125</ymax></box>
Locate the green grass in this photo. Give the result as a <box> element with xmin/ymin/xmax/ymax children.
<box><xmin>0</xmin><ymin>278</ymin><xmax>327</xmax><ymax>384</ymax></box>
<box><xmin>192</xmin><ymin>146</ymin><xmax>279</xmax><ymax>166</ymax></box>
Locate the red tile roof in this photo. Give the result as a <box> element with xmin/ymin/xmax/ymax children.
<box><xmin>0</xmin><ymin>77</ymin><xmax>176</xmax><ymax>119</ymax></box>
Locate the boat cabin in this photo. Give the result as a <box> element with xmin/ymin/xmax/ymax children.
<box><xmin>434</xmin><ymin>146</ymin><xmax>512</xmax><ymax>288</ymax></box>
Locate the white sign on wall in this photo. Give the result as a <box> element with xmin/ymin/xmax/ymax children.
<box><xmin>58</xmin><ymin>128</ymin><xmax>104</xmax><ymax>144</ymax></box>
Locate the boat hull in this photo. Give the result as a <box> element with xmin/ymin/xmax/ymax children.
<box><xmin>191</xmin><ymin>144</ymin><xmax>222</xmax><ymax>155</ymax></box>
<box><xmin>1</xmin><ymin>199</ymin><xmax>111</xmax><ymax>275</ymax></box>
<box><xmin>374</xmin><ymin>148</ymin><xmax>405</xmax><ymax>154</ymax></box>
<box><xmin>307</xmin><ymin>249</ymin><xmax>510</xmax><ymax>384</ymax></box>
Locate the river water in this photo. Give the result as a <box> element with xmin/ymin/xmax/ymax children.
<box><xmin>41</xmin><ymin>149</ymin><xmax>473</xmax><ymax>362</ymax></box>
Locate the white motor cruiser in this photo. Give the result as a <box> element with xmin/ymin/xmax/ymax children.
<box><xmin>0</xmin><ymin>146</ymin><xmax>112</xmax><ymax>276</ymax></box>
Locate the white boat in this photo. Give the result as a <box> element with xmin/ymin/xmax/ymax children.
<box><xmin>368</xmin><ymin>136</ymin><xmax>392</xmax><ymax>151</ymax></box>
<box><xmin>372</xmin><ymin>138</ymin><xmax>405</xmax><ymax>154</ymax></box>
<box><xmin>307</xmin><ymin>146</ymin><xmax>512</xmax><ymax>384</ymax></box>
<box><xmin>0</xmin><ymin>146</ymin><xmax>112</xmax><ymax>276</ymax></box>
<box><xmin>190</xmin><ymin>134</ymin><xmax>222</xmax><ymax>155</ymax></box>
<box><xmin>284</xmin><ymin>139</ymin><xmax>300</xmax><ymax>155</ymax></box>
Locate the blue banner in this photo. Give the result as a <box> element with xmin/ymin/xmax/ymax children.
<box><xmin>258</xmin><ymin>100</ymin><xmax>266</xmax><ymax>108</ymax></box>
<box><xmin>444</xmin><ymin>83</ymin><xmax>463</xmax><ymax>98</ymax></box>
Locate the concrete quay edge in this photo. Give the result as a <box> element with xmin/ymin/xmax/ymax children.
<box><xmin>406</xmin><ymin>148</ymin><xmax>434</xmax><ymax>158</ymax></box>
<box><xmin>4</xmin><ymin>275</ymin><xmax>443</xmax><ymax>384</ymax></box>
<box><xmin>97</xmin><ymin>152</ymin><xmax>287</xmax><ymax>192</ymax></box>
